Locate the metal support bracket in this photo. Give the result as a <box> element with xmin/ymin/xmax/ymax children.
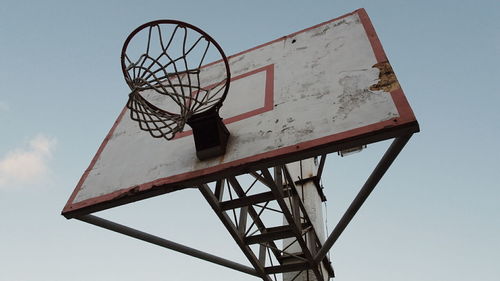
<box><xmin>73</xmin><ymin>133</ymin><xmax>413</xmax><ymax>281</ymax></box>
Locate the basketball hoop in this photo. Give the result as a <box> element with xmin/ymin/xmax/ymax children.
<box><xmin>121</xmin><ymin>20</ymin><xmax>230</xmax><ymax>160</ymax></box>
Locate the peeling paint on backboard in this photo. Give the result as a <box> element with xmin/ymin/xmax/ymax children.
<box><xmin>63</xmin><ymin>9</ymin><xmax>418</xmax><ymax>217</ymax></box>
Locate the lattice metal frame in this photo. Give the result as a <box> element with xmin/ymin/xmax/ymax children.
<box><xmin>198</xmin><ymin>165</ymin><xmax>334</xmax><ymax>281</ymax></box>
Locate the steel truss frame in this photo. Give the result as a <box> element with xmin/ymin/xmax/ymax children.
<box><xmin>76</xmin><ymin>134</ymin><xmax>412</xmax><ymax>281</ymax></box>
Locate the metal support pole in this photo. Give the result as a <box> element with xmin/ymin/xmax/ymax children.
<box><xmin>314</xmin><ymin>134</ymin><xmax>412</xmax><ymax>264</ymax></box>
<box><xmin>76</xmin><ymin>214</ymin><xmax>259</xmax><ymax>277</ymax></box>
<box><xmin>263</xmin><ymin>167</ymin><xmax>325</xmax><ymax>281</ymax></box>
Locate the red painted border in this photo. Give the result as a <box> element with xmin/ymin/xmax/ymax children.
<box><xmin>225</xmin><ymin>65</ymin><xmax>275</xmax><ymax>124</ymax></box>
<box><xmin>63</xmin><ymin>106</ymin><xmax>129</xmax><ymax>214</ymax></box>
<box><xmin>174</xmin><ymin>64</ymin><xmax>274</xmax><ymax>138</ymax></box>
<box><xmin>63</xmin><ymin>9</ymin><xmax>418</xmax><ymax>217</ymax></box>
<box><xmin>356</xmin><ymin>8</ymin><xmax>417</xmax><ymax>124</ymax></box>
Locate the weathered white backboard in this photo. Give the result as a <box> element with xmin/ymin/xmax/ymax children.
<box><xmin>63</xmin><ymin>9</ymin><xmax>418</xmax><ymax>218</ymax></box>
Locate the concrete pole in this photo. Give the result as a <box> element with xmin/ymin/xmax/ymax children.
<box><xmin>283</xmin><ymin>157</ymin><xmax>329</xmax><ymax>281</ymax></box>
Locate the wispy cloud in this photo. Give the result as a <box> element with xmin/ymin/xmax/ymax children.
<box><xmin>0</xmin><ymin>135</ymin><xmax>57</xmax><ymax>189</ymax></box>
<box><xmin>0</xmin><ymin>101</ymin><xmax>9</xmax><ymax>112</ymax></box>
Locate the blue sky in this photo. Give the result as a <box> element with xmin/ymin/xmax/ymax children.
<box><xmin>1</xmin><ymin>0</ymin><xmax>499</xmax><ymax>281</ymax></box>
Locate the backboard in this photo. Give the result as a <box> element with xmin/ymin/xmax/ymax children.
<box><xmin>63</xmin><ymin>9</ymin><xmax>418</xmax><ymax>218</ymax></box>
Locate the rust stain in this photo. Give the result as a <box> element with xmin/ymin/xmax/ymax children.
<box><xmin>370</xmin><ymin>61</ymin><xmax>400</xmax><ymax>92</ymax></box>
<box><xmin>115</xmin><ymin>186</ymin><xmax>141</xmax><ymax>199</ymax></box>
<box><xmin>217</xmin><ymin>139</ymin><xmax>229</xmax><ymax>165</ymax></box>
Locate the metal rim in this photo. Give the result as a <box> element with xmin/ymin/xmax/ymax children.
<box><xmin>120</xmin><ymin>19</ymin><xmax>231</xmax><ymax>116</ymax></box>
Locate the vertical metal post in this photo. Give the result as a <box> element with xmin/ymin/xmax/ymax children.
<box><xmin>262</xmin><ymin>167</ymin><xmax>323</xmax><ymax>281</ymax></box>
<box><xmin>283</xmin><ymin>159</ymin><xmax>330</xmax><ymax>281</ymax></box>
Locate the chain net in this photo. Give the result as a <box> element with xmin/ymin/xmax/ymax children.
<box><xmin>122</xmin><ymin>21</ymin><xmax>230</xmax><ymax>140</ymax></box>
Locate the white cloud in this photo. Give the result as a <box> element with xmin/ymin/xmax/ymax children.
<box><xmin>0</xmin><ymin>135</ymin><xmax>57</xmax><ymax>188</ymax></box>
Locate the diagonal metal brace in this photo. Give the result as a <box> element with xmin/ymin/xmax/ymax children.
<box><xmin>314</xmin><ymin>134</ymin><xmax>413</xmax><ymax>264</ymax></box>
<box><xmin>198</xmin><ymin>183</ymin><xmax>273</xmax><ymax>281</ymax></box>
<box><xmin>76</xmin><ymin>214</ymin><xmax>258</xmax><ymax>277</ymax></box>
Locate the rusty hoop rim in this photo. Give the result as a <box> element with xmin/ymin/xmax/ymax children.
<box><xmin>120</xmin><ymin>19</ymin><xmax>231</xmax><ymax>116</ymax></box>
